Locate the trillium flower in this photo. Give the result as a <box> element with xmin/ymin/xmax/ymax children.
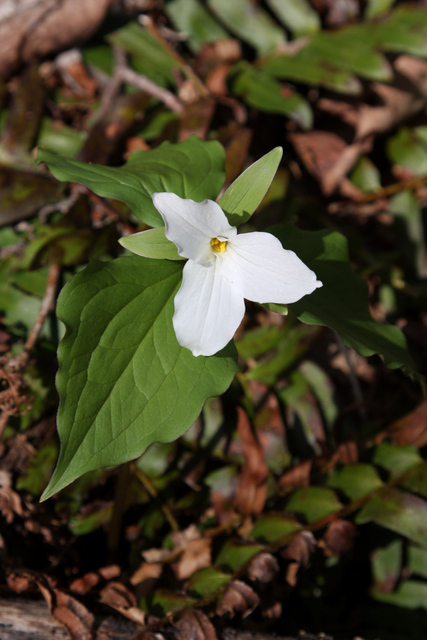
<box><xmin>152</xmin><ymin>192</ymin><xmax>322</xmax><ymax>357</ymax></box>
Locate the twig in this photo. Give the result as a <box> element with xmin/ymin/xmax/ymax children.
<box><xmin>98</xmin><ymin>45</ymin><xmax>183</xmax><ymax>119</ymax></box>
<box><xmin>131</xmin><ymin>463</ymin><xmax>179</xmax><ymax>531</ymax></box>
<box><xmin>0</xmin><ymin>263</ymin><xmax>61</xmax><ymax>439</ymax></box>
<box><xmin>355</xmin><ymin>172</ymin><xmax>427</xmax><ymax>203</ymax></box>
<box><xmin>107</xmin><ymin>462</ymin><xmax>131</xmax><ymax>562</ymax></box>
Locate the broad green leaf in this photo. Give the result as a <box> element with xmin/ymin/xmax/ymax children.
<box><xmin>387</xmin><ymin>127</ymin><xmax>427</xmax><ymax>176</ymax></box>
<box><xmin>219</xmin><ymin>147</ymin><xmax>283</xmax><ymax>226</ymax></box>
<box><xmin>37</xmin><ymin>118</ymin><xmax>86</xmax><ymax>158</ymax></box>
<box><xmin>402</xmin><ymin>463</ymin><xmax>427</xmax><ymax>498</ymax></box>
<box><xmin>371</xmin><ymin>540</ymin><xmax>402</xmax><ymax>590</ymax></box>
<box><xmin>350</xmin><ymin>156</ymin><xmax>381</xmax><ymax>193</ymax></box>
<box><xmin>230</xmin><ymin>65</ymin><xmax>312</xmax><ymax>131</ymax></box>
<box><xmin>390</xmin><ymin>190</ymin><xmax>426</xmax><ymax>278</ymax></box>
<box><xmin>370</xmin><ymin>7</ymin><xmax>427</xmax><ymax>57</ymax></box>
<box><xmin>216</xmin><ymin>541</ymin><xmax>264</xmax><ymax>572</ymax></box>
<box><xmin>261</xmin><ymin>52</ymin><xmax>361</xmax><ymax>95</ymax></box>
<box><xmin>286</xmin><ymin>487</ymin><xmax>342</xmax><ymax>523</ymax></box>
<box><xmin>17</xmin><ymin>441</ymin><xmax>58</xmax><ymax>496</ymax></box>
<box><xmin>408</xmin><ymin>544</ymin><xmax>427</xmax><ymax>579</ymax></box>
<box><xmin>328</xmin><ymin>464</ymin><xmax>384</xmax><ymax>501</ymax></box>
<box><xmin>187</xmin><ymin>566</ymin><xmax>230</xmax><ymax>598</ymax></box>
<box><xmin>266</xmin><ymin>0</ymin><xmax>320</xmax><ymax>35</ymax></box>
<box><xmin>236</xmin><ymin>324</ymin><xmax>286</xmax><ymax>359</ymax></box>
<box><xmin>308</xmin><ymin>31</ymin><xmax>392</xmax><ymax>82</ymax></box>
<box><xmin>41</xmin><ymin>256</ymin><xmax>238</xmax><ymax>500</ymax></box>
<box><xmin>165</xmin><ymin>0</ymin><xmax>228</xmax><ymax>52</ymax></box>
<box><xmin>373</xmin><ymin>580</ymin><xmax>427</xmax><ymax>610</ymax></box>
<box><xmin>108</xmin><ymin>22</ymin><xmax>179</xmax><ymax>86</ymax></box>
<box><xmin>37</xmin><ymin>137</ymin><xmax>226</xmax><ymax>228</ymax></box>
<box><xmin>247</xmin><ymin>325</ymin><xmax>315</xmax><ymax>385</ymax></box>
<box><xmin>270</xmin><ymin>224</ymin><xmax>415</xmax><ymax>371</ymax></box>
<box><xmin>299</xmin><ymin>361</ymin><xmax>337</xmax><ymax>429</ymax></box>
<box><xmin>119</xmin><ymin>228</ymin><xmax>184</xmax><ymax>260</ymax></box>
<box><xmin>365</xmin><ymin>0</ymin><xmax>394</xmax><ymax>19</ymax></box>
<box><xmin>140</xmin><ymin>589</ymin><xmax>196</xmax><ymax>616</ymax></box>
<box><xmin>373</xmin><ymin>442</ymin><xmax>422</xmax><ymax>475</ymax></box>
<box><xmin>356</xmin><ymin>488</ymin><xmax>427</xmax><ymax>545</ymax></box>
<box><xmin>250</xmin><ymin>514</ymin><xmax>301</xmax><ymax>544</ymax></box>
<box><xmin>207</xmin><ymin>0</ymin><xmax>285</xmax><ymax>57</ymax></box>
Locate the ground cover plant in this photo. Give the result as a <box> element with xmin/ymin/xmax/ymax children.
<box><xmin>1</xmin><ymin>1</ymin><xmax>427</xmax><ymax>639</ymax></box>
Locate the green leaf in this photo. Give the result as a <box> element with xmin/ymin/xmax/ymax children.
<box><xmin>187</xmin><ymin>566</ymin><xmax>230</xmax><ymax>597</ymax></box>
<box><xmin>365</xmin><ymin>0</ymin><xmax>394</xmax><ymax>19</ymax></box>
<box><xmin>250</xmin><ymin>514</ymin><xmax>301</xmax><ymax>544</ymax></box>
<box><xmin>230</xmin><ymin>65</ymin><xmax>312</xmax><ymax>131</ymax></box>
<box><xmin>286</xmin><ymin>487</ymin><xmax>342</xmax><ymax>523</ymax></box>
<box><xmin>269</xmin><ymin>224</ymin><xmax>415</xmax><ymax>371</ymax></box>
<box><xmin>266</xmin><ymin>0</ymin><xmax>320</xmax><ymax>35</ymax></box>
<box><xmin>373</xmin><ymin>580</ymin><xmax>427</xmax><ymax>610</ymax></box>
<box><xmin>165</xmin><ymin>0</ymin><xmax>229</xmax><ymax>52</ymax></box>
<box><xmin>328</xmin><ymin>464</ymin><xmax>384</xmax><ymax>501</ymax></box>
<box><xmin>387</xmin><ymin>127</ymin><xmax>427</xmax><ymax>176</ymax></box>
<box><xmin>119</xmin><ymin>228</ymin><xmax>184</xmax><ymax>260</ymax></box>
<box><xmin>37</xmin><ymin>137</ymin><xmax>226</xmax><ymax>228</ymax></box>
<box><xmin>261</xmin><ymin>52</ymin><xmax>361</xmax><ymax>95</ymax></box>
<box><xmin>350</xmin><ymin>156</ymin><xmax>381</xmax><ymax>193</ymax></box>
<box><xmin>216</xmin><ymin>540</ymin><xmax>264</xmax><ymax>572</ymax></box>
<box><xmin>108</xmin><ymin>22</ymin><xmax>179</xmax><ymax>86</ymax></box>
<box><xmin>373</xmin><ymin>442</ymin><xmax>422</xmax><ymax>475</ymax></box>
<box><xmin>207</xmin><ymin>0</ymin><xmax>285</xmax><ymax>57</ymax></box>
<box><xmin>41</xmin><ymin>256</ymin><xmax>238</xmax><ymax>500</ymax></box>
<box><xmin>219</xmin><ymin>147</ymin><xmax>283</xmax><ymax>226</ymax></box>
<box><xmin>356</xmin><ymin>488</ymin><xmax>427</xmax><ymax>545</ymax></box>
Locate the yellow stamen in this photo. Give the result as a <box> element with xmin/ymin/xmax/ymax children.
<box><xmin>211</xmin><ymin>237</ymin><xmax>227</xmax><ymax>252</ymax></box>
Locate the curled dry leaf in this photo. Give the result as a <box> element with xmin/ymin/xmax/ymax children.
<box><xmin>234</xmin><ymin>408</ymin><xmax>268</xmax><ymax>516</ymax></box>
<box><xmin>0</xmin><ymin>487</ymin><xmax>23</xmax><ymax>523</ymax></box>
<box><xmin>217</xmin><ymin>580</ymin><xmax>259</xmax><ymax>619</ymax></box>
<box><xmin>386</xmin><ymin>398</ymin><xmax>427</xmax><ymax>448</ymax></box>
<box><xmin>175</xmin><ymin>609</ymin><xmax>218</xmax><ymax>640</ymax></box>
<box><xmin>172</xmin><ymin>537</ymin><xmax>212</xmax><ymax>581</ymax></box>
<box><xmin>36</xmin><ymin>579</ymin><xmax>94</xmax><ymax>640</ymax></box>
<box><xmin>320</xmin><ymin>519</ymin><xmax>357</xmax><ymax>557</ymax></box>
<box><xmin>279</xmin><ymin>460</ymin><xmax>312</xmax><ymax>492</ymax></box>
<box><xmin>247</xmin><ymin>553</ymin><xmax>279</xmax><ymax>584</ymax></box>
<box><xmin>99</xmin><ymin>582</ymin><xmax>145</xmax><ymax>626</ymax></box>
<box><xmin>282</xmin><ymin>531</ymin><xmax>316</xmax><ymax>587</ymax></box>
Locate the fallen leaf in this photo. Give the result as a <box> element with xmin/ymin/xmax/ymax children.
<box><xmin>247</xmin><ymin>552</ymin><xmax>279</xmax><ymax>583</ymax></box>
<box><xmin>36</xmin><ymin>579</ymin><xmax>95</xmax><ymax>640</ymax></box>
<box><xmin>172</xmin><ymin>537</ymin><xmax>212</xmax><ymax>580</ymax></box>
<box><xmin>282</xmin><ymin>531</ymin><xmax>316</xmax><ymax>586</ymax></box>
<box><xmin>99</xmin><ymin>582</ymin><xmax>145</xmax><ymax>626</ymax></box>
<box><xmin>175</xmin><ymin>609</ymin><xmax>218</xmax><ymax>640</ymax></box>
<box><xmin>234</xmin><ymin>408</ymin><xmax>268</xmax><ymax>516</ymax></box>
<box><xmin>319</xmin><ymin>519</ymin><xmax>357</xmax><ymax>556</ymax></box>
<box><xmin>217</xmin><ymin>580</ymin><xmax>259</xmax><ymax>619</ymax></box>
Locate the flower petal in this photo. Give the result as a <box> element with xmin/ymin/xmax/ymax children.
<box><xmin>172</xmin><ymin>260</ymin><xmax>245</xmax><ymax>357</ymax></box>
<box><xmin>153</xmin><ymin>193</ymin><xmax>236</xmax><ymax>264</ymax></box>
<box><xmin>227</xmin><ymin>232</ymin><xmax>322</xmax><ymax>304</ymax></box>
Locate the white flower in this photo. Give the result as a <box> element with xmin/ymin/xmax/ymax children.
<box><xmin>152</xmin><ymin>192</ymin><xmax>323</xmax><ymax>357</ymax></box>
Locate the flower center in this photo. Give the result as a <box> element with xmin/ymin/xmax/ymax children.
<box><xmin>210</xmin><ymin>237</ymin><xmax>227</xmax><ymax>253</ymax></box>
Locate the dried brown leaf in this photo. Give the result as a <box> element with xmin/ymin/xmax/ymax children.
<box><xmin>234</xmin><ymin>408</ymin><xmax>268</xmax><ymax>516</ymax></box>
<box><xmin>217</xmin><ymin>580</ymin><xmax>259</xmax><ymax>619</ymax></box>
<box><xmin>175</xmin><ymin>609</ymin><xmax>218</xmax><ymax>640</ymax></box>
<box><xmin>172</xmin><ymin>537</ymin><xmax>212</xmax><ymax>581</ymax></box>
<box><xmin>279</xmin><ymin>460</ymin><xmax>312</xmax><ymax>492</ymax></box>
<box><xmin>319</xmin><ymin>519</ymin><xmax>357</xmax><ymax>556</ymax></box>
<box><xmin>282</xmin><ymin>531</ymin><xmax>316</xmax><ymax>566</ymax></box>
<box><xmin>387</xmin><ymin>399</ymin><xmax>427</xmax><ymax>447</ymax></box>
<box><xmin>70</xmin><ymin>566</ymin><xmax>120</xmax><ymax>595</ymax></box>
<box><xmin>36</xmin><ymin>580</ymin><xmax>94</xmax><ymax>640</ymax></box>
<box><xmin>99</xmin><ymin>582</ymin><xmax>145</xmax><ymax>626</ymax></box>
<box><xmin>247</xmin><ymin>552</ymin><xmax>279</xmax><ymax>584</ymax></box>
